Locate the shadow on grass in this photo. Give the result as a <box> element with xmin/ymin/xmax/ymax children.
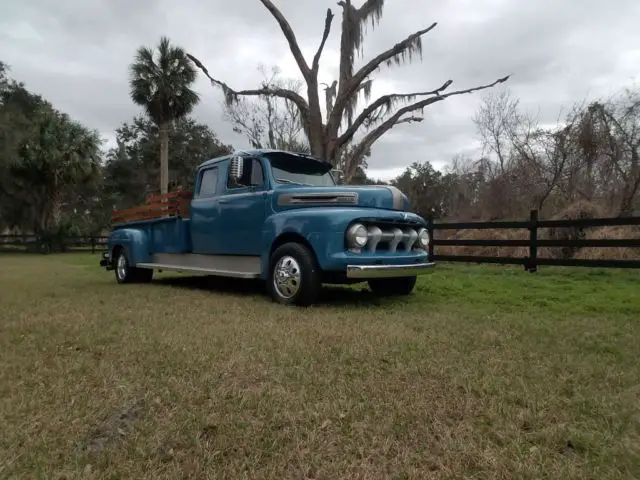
<box><xmin>152</xmin><ymin>275</ymin><xmax>383</xmax><ymax>307</ymax></box>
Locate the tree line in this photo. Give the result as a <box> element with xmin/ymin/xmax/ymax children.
<box><xmin>390</xmin><ymin>87</ymin><xmax>640</xmax><ymax>221</ymax></box>
<box><xmin>1</xmin><ymin>0</ymin><xmax>638</xmax><ymax>239</ymax></box>
<box><xmin>0</xmin><ymin>51</ymin><xmax>233</xmax><ymax>238</ymax></box>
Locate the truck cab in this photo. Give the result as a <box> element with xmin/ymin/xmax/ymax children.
<box><xmin>100</xmin><ymin>149</ymin><xmax>434</xmax><ymax>306</ymax></box>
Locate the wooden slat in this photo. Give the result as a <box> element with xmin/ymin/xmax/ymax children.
<box><xmin>145</xmin><ymin>190</ymin><xmax>193</xmax><ymax>204</ymax></box>
<box><xmin>112</xmin><ymin>191</ymin><xmax>193</xmax><ymax>224</ymax></box>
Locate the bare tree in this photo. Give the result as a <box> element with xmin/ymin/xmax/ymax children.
<box><xmin>188</xmin><ymin>0</ymin><xmax>508</xmax><ymax>182</ymax></box>
<box><xmin>472</xmin><ymin>89</ymin><xmax>521</xmax><ymax>175</ymax></box>
<box><xmin>223</xmin><ymin>65</ymin><xmax>310</xmax><ymax>153</ymax></box>
<box><xmin>586</xmin><ymin>90</ymin><xmax>640</xmax><ymax>216</ymax></box>
<box><xmin>472</xmin><ymin>89</ymin><xmax>578</xmax><ymax>215</ymax></box>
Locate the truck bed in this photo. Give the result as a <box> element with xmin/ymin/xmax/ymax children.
<box><xmin>111</xmin><ymin>191</ymin><xmax>194</xmax><ymax>254</ymax></box>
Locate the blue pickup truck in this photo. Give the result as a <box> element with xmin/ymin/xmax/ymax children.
<box><xmin>100</xmin><ymin>149</ymin><xmax>434</xmax><ymax>306</ymax></box>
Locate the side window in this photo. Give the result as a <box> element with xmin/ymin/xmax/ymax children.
<box><xmin>227</xmin><ymin>158</ymin><xmax>264</xmax><ymax>190</ymax></box>
<box><xmin>198</xmin><ymin>167</ymin><xmax>218</xmax><ymax>197</ymax></box>
<box><xmin>250</xmin><ymin>158</ymin><xmax>264</xmax><ymax>186</ymax></box>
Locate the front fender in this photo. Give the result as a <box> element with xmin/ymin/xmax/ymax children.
<box><xmin>108</xmin><ymin>228</ymin><xmax>152</xmax><ymax>266</ymax></box>
<box><xmin>259</xmin><ymin>207</ymin><xmax>427</xmax><ymax>276</ymax></box>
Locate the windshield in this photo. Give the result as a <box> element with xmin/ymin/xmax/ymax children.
<box><xmin>266</xmin><ymin>152</ymin><xmax>336</xmax><ymax>187</ymax></box>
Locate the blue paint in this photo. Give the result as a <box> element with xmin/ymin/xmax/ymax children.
<box><xmin>104</xmin><ymin>149</ymin><xmax>431</xmax><ymax>282</ymax></box>
<box><xmin>107</xmin><ymin>226</ymin><xmax>151</xmax><ymax>264</ymax></box>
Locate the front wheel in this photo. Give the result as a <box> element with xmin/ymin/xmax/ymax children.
<box><xmin>368</xmin><ymin>276</ymin><xmax>417</xmax><ymax>296</ymax></box>
<box><xmin>268</xmin><ymin>242</ymin><xmax>321</xmax><ymax>306</ymax></box>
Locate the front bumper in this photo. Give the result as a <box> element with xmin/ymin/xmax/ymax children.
<box><xmin>346</xmin><ymin>261</ymin><xmax>435</xmax><ymax>279</ymax></box>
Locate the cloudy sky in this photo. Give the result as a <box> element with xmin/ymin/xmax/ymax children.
<box><xmin>1</xmin><ymin>0</ymin><xmax>639</xmax><ymax>180</ymax></box>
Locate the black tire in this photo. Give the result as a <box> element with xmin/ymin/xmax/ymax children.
<box><xmin>113</xmin><ymin>248</ymin><xmax>153</xmax><ymax>284</ymax></box>
<box><xmin>268</xmin><ymin>242</ymin><xmax>321</xmax><ymax>306</ymax></box>
<box><xmin>368</xmin><ymin>276</ymin><xmax>417</xmax><ymax>296</ymax></box>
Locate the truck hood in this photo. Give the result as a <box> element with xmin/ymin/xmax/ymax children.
<box><xmin>273</xmin><ymin>185</ymin><xmax>410</xmax><ymax>212</ymax></box>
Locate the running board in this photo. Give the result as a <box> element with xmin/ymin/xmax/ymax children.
<box><xmin>136</xmin><ymin>253</ymin><xmax>261</xmax><ymax>279</ymax></box>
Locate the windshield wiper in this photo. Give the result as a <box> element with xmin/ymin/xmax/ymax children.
<box><xmin>276</xmin><ymin>178</ymin><xmax>314</xmax><ymax>186</ymax></box>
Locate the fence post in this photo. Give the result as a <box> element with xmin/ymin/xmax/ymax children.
<box><xmin>91</xmin><ymin>236</ymin><xmax>95</xmax><ymax>254</ymax></box>
<box><xmin>427</xmin><ymin>212</ymin><xmax>435</xmax><ymax>261</ymax></box>
<box><xmin>527</xmin><ymin>209</ymin><xmax>538</xmax><ymax>273</ymax></box>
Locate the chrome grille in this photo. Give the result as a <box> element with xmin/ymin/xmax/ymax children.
<box><xmin>360</xmin><ymin>221</ymin><xmax>423</xmax><ymax>253</ymax></box>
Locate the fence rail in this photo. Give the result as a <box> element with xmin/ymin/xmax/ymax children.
<box><xmin>0</xmin><ymin>235</ymin><xmax>108</xmax><ymax>253</ymax></box>
<box><xmin>2</xmin><ymin>209</ymin><xmax>639</xmax><ymax>270</ymax></box>
<box><xmin>427</xmin><ymin>209</ymin><xmax>640</xmax><ymax>271</ymax></box>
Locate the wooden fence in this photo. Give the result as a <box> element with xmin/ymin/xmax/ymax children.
<box><xmin>427</xmin><ymin>209</ymin><xmax>640</xmax><ymax>271</ymax></box>
<box><xmin>2</xmin><ymin>209</ymin><xmax>639</xmax><ymax>270</ymax></box>
<box><xmin>0</xmin><ymin>235</ymin><xmax>108</xmax><ymax>253</ymax></box>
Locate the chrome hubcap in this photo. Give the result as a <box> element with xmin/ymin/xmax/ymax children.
<box><xmin>116</xmin><ymin>254</ymin><xmax>127</xmax><ymax>280</ymax></box>
<box><xmin>273</xmin><ymin>255</ymin><xmax>301</xmax><ymax>299</ymax></box>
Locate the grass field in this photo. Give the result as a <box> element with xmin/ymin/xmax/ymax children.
<box><xmin>1</xmin><ymin>254</ymin><xmax>639</xmax><ymax>479</ymax></box>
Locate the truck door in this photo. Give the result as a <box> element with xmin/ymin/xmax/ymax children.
<box><xmin>190</xmin><ymin>164</ymin><xmax>223</xmax><ymax>254</ymax></box>
<box><xmin>214</xmin><ymin>157</ymin><xmax>268</xmax><ymax>256</ymax></box>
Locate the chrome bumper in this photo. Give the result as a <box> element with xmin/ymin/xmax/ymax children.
<box><xmin>346</xmin><ymin>262</ymin><xmax>435</xmax><ymax>279</ymax></box>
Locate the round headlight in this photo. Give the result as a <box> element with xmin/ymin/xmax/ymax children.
<box><xmin>347</xmin><ymin>223</ymin><xmax>368</xmax><ymax>248</ymax></box>
<box><xmin>417</xmin><ymin>228</ymin><xmax>429</xmax><ymax>248</ymax></box>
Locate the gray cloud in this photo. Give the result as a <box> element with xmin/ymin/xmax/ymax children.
<box><xmin>1</xmin><ymin>0</ymin><xmax>639</xmax><ymax>180</ymax></box>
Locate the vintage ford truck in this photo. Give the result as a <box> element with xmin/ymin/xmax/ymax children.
<box><xmin>99</xmin><ymin>149</ymin><xmax>434</xmax><ymax>306</ymax></box>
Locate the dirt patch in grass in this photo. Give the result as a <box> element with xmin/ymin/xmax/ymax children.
<box><xmin>0</xmin><ymin>254</ymin><xmax>639</xmax><ymax>478</ymax></box>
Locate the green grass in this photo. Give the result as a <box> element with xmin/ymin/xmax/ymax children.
<box><xmin>1</xmin><ymin>254</ymin><xmax>639</xmax><ymax>479</ymax></box>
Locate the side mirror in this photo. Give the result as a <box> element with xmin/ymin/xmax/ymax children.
<box><xmin>229</xmin><ymin>155</ymin><xmax>243</xmax><ymax>181</ymax></box>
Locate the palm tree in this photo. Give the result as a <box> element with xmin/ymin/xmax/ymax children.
<box><xmin>129</xmin><ymin>36</ymin><xmax>200</xmax><ymax>194</ymax></box>
<box><xmin>12</xmin><ymin>106</ymin><xmax>102</xmax><ymax>233</ymax></box>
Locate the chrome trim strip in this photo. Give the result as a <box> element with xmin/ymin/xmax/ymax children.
<box><xmin>135</xmin><ymin>263</ymin><xmax>260</xmax><ymax>279</ymax></box>
<box><xmin>135</xmin><ymin>253</ymin><xmax>262</xmax><ymax>279</ymax></box>
<box><xmin>277</xmin><ymin>191</ymin><xmax>358</xmax><ymax>206</ymax></box>
<box><xmin>346</xmin><ymin>262</ymin><xmax>435</xmax><ymax>278</ymax></box>
<box><xmin>385</xmin><ymin>186</ymin><xmax>405</xmax><ymax>210</ymax></box>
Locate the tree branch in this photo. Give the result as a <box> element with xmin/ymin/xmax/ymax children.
<box><xmin>186</xmin><ymin>54</ymin><xmax>311</xmax><ymax>126</ymax></box>
<box><xmin>259</xmin><ymin>0</ymin><xmax>310</xmax><ymax>79</ymax></box>
<box><xmin>394</xmin><ymin>115</ymin><xmax>423</xmax><ymax>126</ymax></box>
<box><xmin>349</xmin><ymin>75</ymin><xmax>511</xmax><ymax>163</ymax></box>
<box><xmin>335</xmin><ymin>79</ymin><xmax>453</xmax><ymax>149</ymax></box>
<box><xmin>330</xmin><ymin>22</ymin><xmax>438</xmax><ymax>130</ymax></box>
<box><xmin>312</xmin><ymin>9</ymin><xmax>334</xmax><ymax>73</ymax></box>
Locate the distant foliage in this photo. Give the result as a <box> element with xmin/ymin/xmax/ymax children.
<box><xmin>0</xmin><ymin>63</ymin><xmax>232</xmax><ymax>236</ymax></box>
<box><xmin>383</xmin><ymin>86</ymin><xmax>640</xmax><ymax>221</ymax></box>
<box><xmin>1</xmin><ymin>66</ymin><xmax>102</xmax><ymax>236</ymax></box>
<box><xmin>103</xmin><ymin>116</ymin><xmax>233</xmax><ymax>211</ymax></box>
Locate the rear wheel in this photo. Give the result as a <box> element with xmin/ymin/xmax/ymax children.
<box><xmin>114</xmin><ymin>249</ymin><xmax>153</xmax><ymax>284</ymax></box>
<box><xmin>368</xmin><ymin>276</ymin><xmax>417</xmax><ymax>296</ymax></box>
<box><xmin>268</xmin><ymin>242</ymin><xmax>321</xmax><ymax>306</ymax></box>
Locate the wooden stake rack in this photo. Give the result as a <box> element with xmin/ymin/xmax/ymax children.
<box><xmin>111</xmin><ymin>191</ymin><xmax>193</xmax><ymax>224</ymax></box>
